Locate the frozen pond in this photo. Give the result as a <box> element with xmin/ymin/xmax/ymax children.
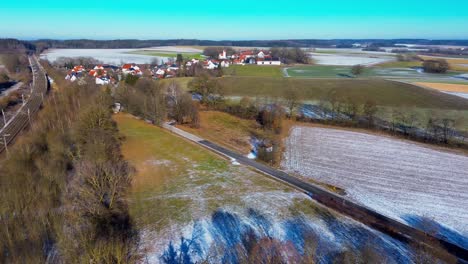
<box><xmin>282</xmin><ymin>126</ymin><xmax>468</xmax><ymax>247</ymax></box>
<box><xmin>310</xmin><ymin>52</ymin><xmax>394</xmax><ymax>66</ymax></box>
<box><xmin>41</xmin><ymin>48</ymin><xmax>168</xmax><ymax>65</ymax></box>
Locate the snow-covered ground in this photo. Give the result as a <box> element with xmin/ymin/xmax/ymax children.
<box><xmin>143</xmin><ymin>191</ymin><xmax>412</xmax><ymax>264</ymax></box>
<box><xmin>41</xmin><ymin>48</ymin><xmax>168</xmax><ymax>64</ymax></box>
<box><xmin>310</xmin><ymin>52</ymin><xmax>394</xmax><ymax>66</ymax></box>
<box><xmin>134</xmin><ymin>153</ymin><xmax>413</xmax><ymax>263</ymax></box>
<box><xmin>282</xmin><ymin>126</ymin><xmax>468</xmax><ymax>246</ymax></box>
<box><xmin>40</xmin><ymin>46</ymin><xmax>203</xmax><ymax>65</ymax></box>
<box><xmin>144</xmin><ymin>46</ymin><xmax>203</xmax><ymax>53</ymax></box>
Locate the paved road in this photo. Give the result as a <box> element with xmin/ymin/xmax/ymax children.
<box><xmin>163</xmin><ymin>123</ymin><xmax>468</xmax><ymax>261</ymax></box>
<box><xmin>0</xmin><ymin>56</ymin><xmax>48</xmax><ymax>154</ymax></box>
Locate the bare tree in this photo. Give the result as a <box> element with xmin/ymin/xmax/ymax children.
<box><xmin>283</xmin><ymin>85</ymin><xmax>301</xmax><ymax>119</ymax></box>
<box><xmin>363</xmin><ymin>100</ymin><xmax>378</xmax><ymax>128</ymax></box>
<box><xmin>351</xmin><ymin>64</ymin><xmax>365</xmax><ymax>76</ymax></box>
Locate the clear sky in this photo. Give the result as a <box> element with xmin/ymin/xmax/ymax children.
<box><xmin>1</xmin><ymin>0</ymin><xmax>467</xmax><ymax>40</ymax></box>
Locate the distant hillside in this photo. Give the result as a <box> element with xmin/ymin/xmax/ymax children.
<box><xmin>2</xmin><ymin>38</ymin><xmax>468</xmax><ymax>53</ymax></box>
<box><xmin>30</xmin><ymin>39</ymin><xmax>468</xmax><ymax>50</ymax></box>
<box><xmin>0</xmin><ymin>39</ymin><xmax>36</xmax><ymax>54</ymax></box>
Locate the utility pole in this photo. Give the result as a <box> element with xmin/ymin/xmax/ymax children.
<box><xmin>2</xmin><ymin>134</ymin><xmax>10</xmax><ymax>157</ymax></box>
<box><xmin>1</xmin><ymin>109</ymin><xmax>6</xmax><ymax>127</ymax></box>
<box><xmin>27</xmin><ymin>108</ymin><xmax>31</xmax><ymax>127</ymax></box>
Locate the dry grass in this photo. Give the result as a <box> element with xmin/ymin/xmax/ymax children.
<box><xmin>113</xmin><ymin>112</ymin><xmax>300</xmax><ymax>232</ymax></box>
<box><xmin>159</xmin><ymin>77</ymin><xmax>193</xmax><ymax>91</ymax></box>
<box><xmin>414</xmin><ymin>82</ymin><xmax>468</xmax><ymax>93</ymax></box>
<box><xmin>178</xmin><ymin>111</ymin><xmax>263</xmax><ymax>154</ymax></box>
<box><xmin>113</xmin><ymin>113</ymin><xmax>224</xmax><ymax>193</ymax></box>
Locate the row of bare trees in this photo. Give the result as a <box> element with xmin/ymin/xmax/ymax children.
<box><xmin>116</xmin><ymin>77</ymin><xmax>200</xmax><ymax>127</ymax></box>
<box><xmin>0</xmin><ymin>63</ymin><xmax>140</xmax><ymax>263</ymax></box>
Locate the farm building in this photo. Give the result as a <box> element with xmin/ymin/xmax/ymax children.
<box><xmin>257</xmin><ymin>57</ymin><xmax>281</xmax><ymax>65</ymax></box>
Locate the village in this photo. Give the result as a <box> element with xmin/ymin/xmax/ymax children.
<box><xmin>64</xmin><ymin>49</ymin><xmax>281</xmax><ymax>85</ymax></box>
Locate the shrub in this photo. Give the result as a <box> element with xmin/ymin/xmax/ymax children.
<box><xmin>423</xmin><ymin>59</ymin><xmax>449</xmax><ymax>73</ymax></box>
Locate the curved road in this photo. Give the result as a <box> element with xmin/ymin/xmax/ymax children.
<box><xmin>163</xmin><ymin>123</ymin><xmax>468</xmax><ymax>261</ymax></box>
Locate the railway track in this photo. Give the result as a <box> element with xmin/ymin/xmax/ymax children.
<box><xmin>0</xmin><ymin>56</ymin><xmax>48</xmax><ymax>154</ymax></box>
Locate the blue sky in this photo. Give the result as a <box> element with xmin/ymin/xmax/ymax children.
<box><xmin>1</xmin><ymin>0</ymin><xmax>467</xmax><ymax>40</ymax></box>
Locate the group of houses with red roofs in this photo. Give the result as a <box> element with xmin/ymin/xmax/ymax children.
<box><xmin>65</xmin><ymin>63</ymin><xmax>146</xmax><ymax>85</ymax></box>
<box><xmin>64</xmin><ymin>49</ymin><xmax>282</xmax><ymax>84</ymax></box>
<box><xmin>183</xmin><ymin>58</ymin><xmax>230</xmax><ymax>70</ymax></box>
<box><xmin>121</xmin><ymin>64</ymin><xmax>143</xmax><ymax>76</ymax></box>
<box><xmin>152</xmin><ymin>62</ymin><xmax>180</xmax><ymax>79</ymax></box>
<box><xmin>218</xmin><ymin>49</ymin><xmax>281</xmax><ymax>65</ymax></box>
<box><xmin>65</xmin><ymin>64</ymin><xmax>116</xmax><ymax>85</ymax></box>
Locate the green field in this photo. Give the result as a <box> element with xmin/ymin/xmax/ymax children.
<box><xmin>286</xmin><ymin>65</ymin><xmax>353</xmax><ymax>78</ymax></box>
<box><xmin>127</xmin><ymin>50</ymin><xmax>204</xmax><ymax>60</ymax></box>
<box><xmin>376</xmin><ymin>60</ymin><xmax>422</xmax><ymax>68</ymax></box>
<box><xmin>219</xmin><ymin>76</ymin><xmax>468</xmax><ymax>110</ymax></box>
<box><xmin>223</xmin><ymin>64</ymin><xmax>284</xmax><ymax>77</ymax></box>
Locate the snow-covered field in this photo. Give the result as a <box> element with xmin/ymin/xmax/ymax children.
<box><xmin>41</xmin><ymin>48</ymin><xmax>167</xmax><ymax>64</ymax></box>
<box><xmin>282</xmin><ymin>126</ymin><xmax>468</xmax><ymax>245</ymax></box>
<box><xmin>143</xmin><ymin>46</ymin><xmax>203</xmax><ymax>53</ymax></box>
<box><xmin>40</xmin><ymin>46</ymin><xmax>203</xmax><ymax>65</ymax></box>
<box><xmin>310</xmin><ymin>52</ymin><xmax>394</xmax><ymax>66</ymax></box>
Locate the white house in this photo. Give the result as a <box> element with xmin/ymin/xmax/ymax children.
<box><xmin>257</xmin><ymin>51</ymin><xmax>268</xmax><ymax>59</ymax></box>
<box><xmin>257</xmin><ymin>57</ymin><xmax>281</xmax><ymax>66</ymax></box>
<box><xmin>95</xmin><ymin>76</ymin><xmax>110</xmax><ymax>85</ymax></box>
<box><xmin>218</xmin><ymin>50</ymin><xmax>227</xmax><ymax>60</ymax></box>
<box><xmin>155</xmin><ymin>69</ymin><xmax>165</xmax><ymax>76</ymax></box>
<box><xmin>204</xmin><ymin>60</ymin><xmax>217</xmax><ymax>70</ymax></box>
<box><xmin>122</xmin><ymin>64</ymin><xmax>142</xmax><ymax>76</ymax></box>
<box><xmin>65</xmin><ymin>73</ymin><xmax>78</xmax><ymax>82</ymax></box>
<box><xmin>220</xmin><ymin>60</ymin><xmax>230</xmax><ymax>68</ymax></box>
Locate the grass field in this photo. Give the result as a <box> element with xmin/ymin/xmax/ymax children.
<box><xmin>127</xmin><ymin>50</ymin><xmax>204</xmax><ymax>60</ymax></box>
<box><xmin>223</xmin><ymin>64</ymin><xmax>283</xmax><ymax>77</ymax></box>
<box><xmin>414</xmin><ymin>82</ymin><xmax>468</xmax><ymax>93</ymax></box>
<box><xmin>178</xmin><ymin>111</ymin><xmax>263</xmax><ymax>154</ymax></box>
<box><xmin>113</xmin><ymin>113</ymin><xmax>294</xmax><ymax>228</ymax></box>
<box><xmin>219</xmin><ymin>77</ymin><xmax>468</xmax><ymax>110</ymax></box>
<box><xmin>159</xmin><ymin>76</ymin><xmax>193</xmax><ymax>89</ymax></box>
<box><xmin>375</xmin><ymin>60</ymin><xmax>422</xmax><ymax>68</ymax></box>
<box><xmin>286</xmin><ymin>65</ymin><xmax>352</xmax><ymax>78</ymax></box>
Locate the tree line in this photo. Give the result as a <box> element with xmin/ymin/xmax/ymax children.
<box><xmin>116</xmin><ymin>77</ymin><xmax>200</xmax><ymax>128</ymax></box>
<box><xmin>0</xmin><ymin>62</ymin><xmax>140</xmax><ymax>263</ymax></box>
<box><xmin>297</xmin><ymin>92</ymin><xmax>467</xmax><ymax>149</ymax></box>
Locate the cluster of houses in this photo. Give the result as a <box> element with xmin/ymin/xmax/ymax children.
<box><xmin>152</xmin><ymin>63</ymin><xmax>180</xmax><ymax>79</ymax></box>
<box><xmin>64</xmin><ymin>49</ymin><xmax>281</xmax><ymax>84</ymax></box>
<box><xmin>65</xmin><ymin>64</ymin><xmax>117</xmax><ymax>85</ymax></box>
<box><xmin>65</xmin><ymin>63</ymin><xmax>146</xmax><ymax>85</ymax></box>
<box><xmin>218</xmin><ymin>49</ymin><xmax>281</xmax><ymax>65</ymax></box>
